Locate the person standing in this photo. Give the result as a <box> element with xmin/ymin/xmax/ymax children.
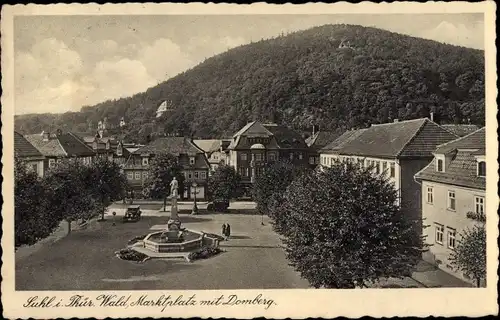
<box><xmin>221</xmin><ymin>223</ymin><xmax>227</xmax><ymax>239</ymax></box>
<box><xmin>225</xmin><ymin>223</ymin><xmax>231</xmax><ymax>240</ymax></box>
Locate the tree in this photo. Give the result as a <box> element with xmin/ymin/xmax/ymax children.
<box><xmin>252</xmin><ymin>160</ymin><xmax>308</xmax><ymax>217</ymax></box>
<box><xmin>43</xmin><ymin>159</ymin><xmax>101</xmax><ymax>233</ymax></box>
<box><xmin>87</xmin><ymin>158</ymin><xmax>128</xmax><ymax>221</ymax></box>
<box><xmin>14</xmin><ymin>157</ymin><xmax>63</xmax><ymax>247</ymax></box>
<box><xmin>449</xmin><ymin>224</ymin><xmax>486</xmax><ymax>287</ymax></box>
<box><xmin>207</xmin><ymin>165</ymin><xmax>242</xmax><ymax>202</ymax></box>
<box><xmin>142</xmin><ymin>153</ymin><xmax>185</xmax><ymax>208</ymax></box>
<box><xmin>273</xmin><ymin>162</ymin><xmax>425</xmax><ymax>288</ymax></box>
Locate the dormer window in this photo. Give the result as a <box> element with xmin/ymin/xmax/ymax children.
<box><xmin>117</xmin><ymin>146</ymin><xmax>123</xmax><ymax>156</ymax></box>
<box><xmin>477</xmin><ymin>161</ymin><xmax>486</xmax><ymax>177</ymax></box>
<box><xmin>189</xmin><ymin>156</ymin><xmax>195</xmax><ymax>165</ymax></box>
<box><xmin>437</xmin><ymin>159</ymin><xmax>443</xmax><ymax>172</ymax></box>
<box><xmin>142</xmin><ymin>157</ymin><xmax>149</xmax><ymax>166</ymax></box>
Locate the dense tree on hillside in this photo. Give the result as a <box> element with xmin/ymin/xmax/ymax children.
<box><xmin>207</xmin><ymin>165</ymin><xmax>242</xmax><ymax>202</ymax></box>
<box><xmin>14</xmin><ymin>158</ymin><xmax>63</xmax><ymax>247</ymax></box>
<box><xmin>142</xmin><ymin>154</ymin><xmax>185</xmax><ymax>209</ymax></box>
<box><xmin>273</xmin><ymin>162</ymin><xmax>425</xmax><ymax>288</ymax></box>
<box><xmin>15</xmin><ymin>24</ymin><xmax>485</xmax><ymax>140</ymax></box>
<box><xmin>252</xmin><ymin>160</ymin><xmax>309</xmax><ymax>217</ymax></box>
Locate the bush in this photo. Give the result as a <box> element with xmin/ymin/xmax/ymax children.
<box><xmin>187</xmin><ymin>246</ymin><xmax>223</xmax><ymax>261</ymax></box>
<box><xmin>115</xmin><ymin>248</ymin><xmax>150</xmax><ymax>263</ymax></box>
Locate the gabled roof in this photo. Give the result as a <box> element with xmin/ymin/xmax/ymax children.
<box><xmin>262</xmin><ymin>123</ymin><xmax>308</xmax><ymax>149</ymax></box>
<box><xmin>320</xmin><ymin>128</ymin><xmax>368</xmax><ymax>154</ymax></box>
<box><xmin>25</xmin><ymin>132</ymin><xmax>95</xmax><ymax>157</ymax></box>
<box><xmin>415</xmin><ymin>128</ymin><xmax>486</xmax><ymax>190</ymax></box>
<box><xmin>306</xmin><ymin>131</ymin><xmax>341</xmax><ymax>151</ymax></box>
<box><xmin>193</xmin><ymin>139</ymin><xmax>222</xmax><ymax>153</ymax></box>
<box><xmin>334</xmin><ymin>118</ymin><xmax>457</xmax><ymax>158</ymax></box>
<box><xmin>135</xmin><ymin>136</ymin><xmax>204</xmax><ymax>156</ymax></box>
<box><xmin>232</xmin><ymin>121</ymin><xmax>273</xmax><ymax>138</ymax></box>
<box><xmin>14</xmin><ymin>132</ymin><xmax>44</xmax><ymax>158</ymax></box>
<box><xmin>441</xmin><ymin>124</ymin><xmax>481</xmax><ymax>137</ymax></box>
<box><xmin>434</xmin><ymin>127</ymin><xmax>486</xmax><ymax>154</ymax></box>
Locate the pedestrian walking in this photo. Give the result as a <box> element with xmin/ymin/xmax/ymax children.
<box><xmin>221</xmin><ymin>223</ymin><xmax>227</xmax><ymax>239</ymax></box>
<box><xmin>225</xmin><ymin>223</ymin><xmax>231</xmax><ymax>240</ymax></box>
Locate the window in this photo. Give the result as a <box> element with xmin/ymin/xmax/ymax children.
<box><xmin>299</xmin><ymin>153</ymin><xmax>303</xmax><ymax>160</ymax></box>
<box><xmin>437</xmin><ymin>159</ymin><xmax>444</xmax><ymax>172</ymax></box>
<box><xmin>31</xmin><ymin>163</ymin><xmax>38</xmax><ymax>173</ymax></box>
<box><xmin>194</xmin><ymin>171</ymin><xmax>199</xmax><ymax>179</ymax></box>
<box><xmin>134</xmin><ymin>172</ymin><xmax>141</xmax><ymax>180</ymax></box>
<box><xmin>426</xmin><ymin>187</ymin><xmax>434</xmax><ymax>204</ymax></box>
<box><xmin>382</xmin><ymin>161</ymin><xmax>387</xmax><ymax>173</ymax></box>
<box><xmin>269</xmin><ymin>153</ymin><xmax>276</xmax><ymax>161</ymax></box>
<box><xmin>390</xmin><ymin>162</ymin><xmax>395</xmax><ymax>178</ymax></box>
<box><xmin>375</xmin><ymin>161</ymin><xmax>380</xmax><ymax>174</ymax></box>
<box><xmin>189</xmin><ymin>157</ymin><xmax>195</xmax><ymax>165</ymax></box>
<box><xmin>309</xmin><ymin>156</ymin><xmax>315</xmax><ymax>165</ymax></box>
<box><xmin>127</xmin><ymin>172</ymin><xmax>133</xmax><ymax>180</ymax></box>
<box><xmin>330</xmin><ymin>158</ymin><xmax>334</xmax><ymax>166</ymax></box>
<box><xmin>48</xmin><ymin>159</ymin><xmax>56</xmax><ymax>168</ymax></box>
<box><xmin>200</xmin><ymin>171</ymin><xmax>207</xmax><ymax>179</ymax></box>
<box><xmin>447</xmin><ymin>191</ymin><xmax>456</xmax><ymax>210</ymax></box>
<box><xmin>255</xmin><ymin>153</ymin><xmax>262</xmax><ymax>161</ymax></box>
<box><xmin>117</xmin><ymin>147</ymin><xmax>123</xmax><ymax>156</ymax></box>
<box><xmin>188</xmin><ymin>172</ymin><xmax>193</xmax><ymax>179</ymax></box>
<box><xmin>289</xmin><ymin>153</ymin><xmax>294</xmax><ymax>160</ymax></box>
<box><xmin>142</xmin><ymin>157</ymin><xmax>149</xmax><ymax>166</ymax></box>
<box><xmin>241</xmin><ymin>153</ymin><xmax>247</xmax><ymax>161</ymax></box>
<box><xmin>435</xmin><ymin>224</ymin><xmax>444</xmax><ymax>245</ymax></box>
<box><xmin>245</xmin><ymin>168</ymin><xmax>249</xmax><ymax>177</ymax></box>
<box><xmin>477</xmin><ymin>161</ymin><xmax>486</xmax><ymax>177</ymax></box>
<box><xmin>142</xmin><ymin>172</ymin><xmax>148</xmax><ymax>180</ymax></box>
<box><xmin>447</xmin><ymin>228</ymin><xmax>456</xmax><ymax>249</ymax></box>
<box><xmin>475</xmin><ymin>196</ymin><xmax>485</xmax><ymax>214</ymax></box>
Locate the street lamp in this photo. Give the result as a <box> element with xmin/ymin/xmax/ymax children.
<box><xmin>191</xmin><ymin>182</ymin><xmax>199</xmax><ymax>215</ymax></box>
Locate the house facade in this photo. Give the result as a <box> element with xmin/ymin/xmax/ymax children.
<box><xmin>319</xmin><ymin>118</ymin><xmax>458</xmax><ymax>224</ymax></box>
<box><xmin>193</xmin><ymin>139</ymin><xmax>230</xmax><ymax>172</ymax></box>
<box><xmin>14</xmin><ymin>131</ymin><xmax>45</xmax><ymax>177</ymax></box>
<box><xmin>414</xmin><ymin>128</ymin><xmax>486</xmax><ymax>285</ymax></box>
<box><xmin>227</xmin><ymin>121</ymin><xmax>310</xmax><ymax>190</ymax></box>
<box><xmin>24</xmin><ymin>131</ymin><xmax>95</xmax><ymax>172</ymax></box>
<box><xmin>80</xmin><ymin>133</ymin><xmax>131</xmax><ymax>166</ymax></box>
<box><xmin>124</xmin><ymin>136</ymin><xmax>210</xmax><ymax>200</ymax></box>
<box><xmin>305</xmin><ymin>130</ymin><xmax>340</xmax><ymax>168</ymax></box>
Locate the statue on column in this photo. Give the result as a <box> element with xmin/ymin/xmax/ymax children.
<box><xmin>167</xmin><ymin>177</ymin><xmax>181</xmax><ymax>231</ymax></box>
<box><xmin>170</xmin><ymin>177</ymin><xmax>179</xmax><ymax>198</ymax></box>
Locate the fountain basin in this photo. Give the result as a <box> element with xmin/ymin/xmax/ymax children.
<box><xmin>141</xmin><ymin>229</ymin><xmax>220</xmax><ymax>253</ymax></box>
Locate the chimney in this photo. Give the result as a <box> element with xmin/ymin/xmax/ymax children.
<box><xmin>42</xmin><ymin>131</ymin><xmax>50</xmax><ymax>141</ymax></box>
<box><xmin>430</xmin><ymin>112</ymin><xmax>434</xmax><ymax>122</ymax></box>
<box><xmin>393</xmin><ymin>119</ymin><xmax>399</xmax><ymax>123</ymax></box>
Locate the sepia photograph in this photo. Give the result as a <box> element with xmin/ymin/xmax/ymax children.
<box><xmin>1</xmin><ymin>2</ymin><xmax>498</xmax><ymax>319</ymax></box>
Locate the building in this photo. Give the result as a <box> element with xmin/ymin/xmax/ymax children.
<box><xmin>319</xmin><ymin>118</ymin><xmax>458</xmax><ymax>223</ymax></box>
<box><xmin>414</xmin><ymin>127</ymin><xmax>486</xmax><ymax>285</ymax></box>
<box><xmin>228</xmin><ymin>121</ymin><xmax>309</xmax><ymax>188</ymax></box>
<box><xmin>79</xmin><ymin>133</ymin><xmax>130</xmax><ymax>166</ymax></box>
<box><xmin>305</xmin><ymin>130</ymin><xmax>340</xmax><ymax>167</ymax></box>
<box><xmin>319</xmin><ymin>128</ymin><xmax>368</xmax><ymax>166</ymax></box>
<box><xmin>14</xmin><ymin>131</ymin><xmax>45</xmax><ymax>177</ymax></box>
<box><xmin>25</xmin><ymin>130</ymin><xmax>95</xmax><ymax>171</ymax></box>
<box><xmin>124</xmin><ymin>136</ymin><xmax>210</xmax><ymax>199</ymax></box>
<box><xmin>193</xmin><ymin>139</ymin><xmax>231</xmax><ymax>172</ymax></box>
<box><xmin>156</xmin><ymin>100</ymin><xmax>174</xmax><ymax>118</ymax></box>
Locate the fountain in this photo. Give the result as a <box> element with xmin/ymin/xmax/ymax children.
<box><xmin>129</xmin><ymin>177</ymin><xmax>221</xmax><ymax>260</ymax></box>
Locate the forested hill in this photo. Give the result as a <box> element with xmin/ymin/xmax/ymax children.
<box><xmin>15</xmin><ymin>24</ymin><xmax>485</xmax><ymax>142</ymax></box>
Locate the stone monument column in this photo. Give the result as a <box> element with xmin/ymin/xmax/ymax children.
<box><xmin>167</xmin><ymin>177</ymin><xmax>181</xmax><ymax>230</ymax></box>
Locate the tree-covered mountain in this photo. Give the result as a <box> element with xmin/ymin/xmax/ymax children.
<box><xmin>15</xmin><ymin>24</ymin><xmax>485</xmax><ymax>142</ymax></box>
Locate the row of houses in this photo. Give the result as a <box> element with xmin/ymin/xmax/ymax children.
<box><xmin>14</xmin><ymin>118</ymin><xmax>487</xmax><ymax>285</ymax></box>
<box><xmin>317</xmin><ymin>118</ymin><xmax>486</xmax><ymax>285</ymax></box>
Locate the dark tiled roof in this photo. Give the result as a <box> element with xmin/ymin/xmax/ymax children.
<box><xmin>193</xmin><ymin>139</ymin><xmax>222</xmax><ymax>153</ymax></box>
<box><xmin>335</xmin><ymin>119</ymin><xmax>457</xmax><ymax>158</ymax></box>
<box><xmin>263</xmin><ymin>124</ymin><xmax>308</xmax><ymax>149</ymax></box>
<box><xmin>415</xmin><ymin>127</ymin><xmax>486</xmax><ymax>190</ymax></box>
<box><xmin>135</xmin><ymin>136</ymin><xmax>204</xmax><ymax>156</ymax></box>
<box><xmin>320</xmin><ymin>128</ymin><xmax>368</xmax><ymax>154</ymax></box>
<box><xmin>306</xmin><ymin>131</ymin><xmax>341</xmax><ymax>151</ymax></box>
<box><xmin>25</xmin><ymin>132</ymin><xmax>95</xmax><ymax>157</ymax></box>
<box><xmin>435</xmin><ymin>127</ymin><xmax>486</xmax><ymax>154</ymax></box>
<box><xmin>415</xmin><ymin>153</ymin><xmax>485</xmax><ymax>190</ymax></box>
<box><xmin>25</xmin><ymin>133</ymin><xmax>67</xmax><ymax>157</ymax></box>
<box><xmin>441</xmin><ymin>124</ymin><xmax>481</xmax><ymax>137</ymax></box>
<box><xmin>14</xmin><ymin>132</ymin><xmax>43</xmax><ymax>158</ymax></box>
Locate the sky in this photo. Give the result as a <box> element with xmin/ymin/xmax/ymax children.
<box><xmin>14</xmin><ymin>13</ymin><xmax>485</xmax><ymax>115</ymax></box>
